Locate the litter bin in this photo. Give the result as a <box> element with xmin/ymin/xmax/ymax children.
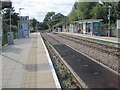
<box><xmin>7</xmin><ymin>32</ymin><xmax>14</xmax><ymax>45</ymax></box>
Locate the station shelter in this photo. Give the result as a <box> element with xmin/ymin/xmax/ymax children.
<box><xmin>69</xmin><ymin>24</ymin><xmax>74</xmax><ymax>33</ymax></box>
<box><xmin>72</xmin><ymin>19</ymin><xmax>103</xmax><ymax>36</ymax></box>
<box><xmin>18</xmin><ymin>16</ymin><xmax>30</xmax><ymax>38</ymax></box>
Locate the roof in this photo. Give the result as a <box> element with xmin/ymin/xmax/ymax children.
<box><xmin>73</xmin><ymin>19</ymin><xmax>103</xmax><ymax>24</ymax></box>
<box><xmin>53</xmin><ymin>22</ymin><xmax>62</xmax><ymax>28</ymax></box>
<box><xmin>1</xmin><ymin>0</ymin><xmax>12</xmax><ymax>9</ymax></box>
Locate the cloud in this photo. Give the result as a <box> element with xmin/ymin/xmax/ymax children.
<box><xmin>12</xmin><ymin>0</ymin><xmax>75</xmax><ymax>22</ymax></box>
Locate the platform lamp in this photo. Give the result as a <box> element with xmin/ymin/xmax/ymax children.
<box><xmin>9</xmin><ymin>8</ymin><xmax>13</xmax><ymax>32</ymax></box>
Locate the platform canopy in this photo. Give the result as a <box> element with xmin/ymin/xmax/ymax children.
<box><xmin>73</xmin><ymin>19</ymin><xmax>103</xmax><ymax>24</ymax></box>
<box><xmin>0</xmin><ymin>0</ymin><xmax>12</xmax><ymax>10</ymax></box>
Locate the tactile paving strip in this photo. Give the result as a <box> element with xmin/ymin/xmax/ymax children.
<box><xmin>21</xmin><ymin>35</ymin><xmax>37</xmax><ymax>88</ymax></box>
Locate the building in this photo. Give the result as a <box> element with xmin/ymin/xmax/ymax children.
<box><xmin>73</xmin><ymin>19</ymin><xmax>103</xmax><ymax>35</ymax></box>
<box><xmin>18</xmin><ymin>16</ymin><xmax>30</xmax><ymax>38</ymax></box>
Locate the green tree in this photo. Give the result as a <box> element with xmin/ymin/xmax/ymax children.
<box><xmin>3</xmin><ymin>8</ymin><xmax>19</xmax><ymax>26</ymax></box>
<box><xmin>90</xmin><ymin>3</ymin><xmax>107</xmax><ymax>23</ymax></box>
<box><xmin>2</xmin><ymin>7</ymin><xmax>19</xmax><ymax>45</ymax></box>
<box><xmin>30</xmin><ymin>18</ymin><xmax>38</xmax><ymax>30</ymax></box>
<box><xmin>43</xmin><ymin>12</ymin><xmax>66</xmax><ymax>30</ymax></box>
<box><xmin>43</xmin><ymin>12</ymin><xmax>55</xmax><ymax>30</ymax></box>
<box><xmin>68</xmin><ymin>2</ymin><xmax>119</xmax><ymax>24</ymax></box>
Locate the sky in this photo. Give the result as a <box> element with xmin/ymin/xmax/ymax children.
<box><xmin>11</xmin><ymin>0</ymin><xmax>76</xmax><ymax>22</ymax></box>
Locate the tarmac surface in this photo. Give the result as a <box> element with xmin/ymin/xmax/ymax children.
<box><xmin>1</xmin><ymin>32</ymin><xmax>60</xmax><ymax>88</ymax></box>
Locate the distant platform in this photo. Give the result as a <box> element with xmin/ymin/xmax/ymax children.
<box><xmin>59</xmin><ymin>32</ymin><xmax>119</xmax><ymax>44</ymax></box>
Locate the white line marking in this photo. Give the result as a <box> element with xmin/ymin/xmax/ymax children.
<box><xmin>39</xmin><ymin>33</ymin><xmax>61</xmax><ymax>89</ymax></box>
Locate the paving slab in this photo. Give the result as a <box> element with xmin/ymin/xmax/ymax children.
<box><xmin>1</xmin><ymin>32</ymin><xmax>60</xmax><ymax>88</ymax></box>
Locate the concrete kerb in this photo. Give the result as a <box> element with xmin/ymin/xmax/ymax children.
<box><xmin>39</xmin><ymin>32</ymin><xmax>61</xmax><ymax>89</ymax></box>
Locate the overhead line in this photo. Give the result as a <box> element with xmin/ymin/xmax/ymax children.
<box><xmin>60</xmin><ymin>0</ymin><xmax>76</xmax><ymax>15</ymax></box>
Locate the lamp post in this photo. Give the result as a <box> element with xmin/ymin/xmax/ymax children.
<box><xmin>9</xmin><ymin>8</ymin><xmax>12</xmax><ymax>32</ymax></box>
<box><xmin>108</xmin><ymin>5</ymin><xmax>112</xmax><ymax>37</ymax></box>
<box><xmin>98</xmin><ymin>1</ymin><xmax>112</xmax><ymax>37</ymax></box>
<box><xmin>19</xmin><ymin>8</ymin><xmax>24</xmax><ymax>16</ymax></box>
<box><xmin>18</xmin><ymin>8</ymin><xmax>24</xmax><ymax>38</ymax></box>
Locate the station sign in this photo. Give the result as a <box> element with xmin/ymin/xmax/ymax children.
<box><xmin>117</xmin><ymin>20</ymin><xmax>120</xmax><ymax>29</ymax></box>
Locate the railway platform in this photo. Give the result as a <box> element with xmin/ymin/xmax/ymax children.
<box><xmin>59</xmin><ymin>32</ymin><xmax>119</xmax><ymax>44</ymax></box>
<box><xmin>1</xmin><ymin>32</ymin><xmax>61</xmax><ymax>88</ymax></box>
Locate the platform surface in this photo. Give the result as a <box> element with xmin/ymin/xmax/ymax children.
<box><xmin>60</xmin><ymin>32</ymin><xmax>119</xmax><ymax>43</ymax></box>
<box><xmin>1</xmin><ymin>32</ymin><xmax>60</xmax><ymax>88</ymax></box>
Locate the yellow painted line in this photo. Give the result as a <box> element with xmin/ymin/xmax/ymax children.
<box><xmin>21</xmin><ymin>35</ymin><xmax>37</xmax><ymax>88</ymax></box>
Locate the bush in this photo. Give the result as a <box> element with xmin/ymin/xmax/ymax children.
<box><xmin>11</xmin><ymin>25</ymin><xmax>18</xmax><ymax>32</ymax></box>
<box><xmin>2</xmin><ymin>32</ymin><xmax>7</xmax><ymax>45</ymax></box>
<box><xmin>2</xmin><ymin>24</ymin><xmax>18</xmax><ymax>45</ymax></box>
<box><xmin>3</xmin><ymin>24</ymin><xmax>18</xmax><ymax>32</ymax></box>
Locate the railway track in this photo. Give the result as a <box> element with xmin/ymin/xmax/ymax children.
<box><xmin>58</xmin><ymin>33</ymin><xmax>120</xmax><ymax>47</ymax></box>
<box><xmin>41</xmin><ymin>32</ymin><xmax>119</xmax><ymax>89</ymax></box>
<box><xmin>43</xmin><ymin>36</ymin><xmax>84</xmax><ymax>89</ymax></box>
<box><xmin>56</xmin><ymin>33</ymin><xmax>120</xmax><ymax>57</ymax></box>
<box><xmin>45</xmin><ymin>32</ymin><xmax>119</xmax><ymax>71</ymax></box>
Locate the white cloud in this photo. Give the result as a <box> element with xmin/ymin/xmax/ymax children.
<box><xmin>11</xmin><ymin>0</ymin><xmax>75</xmax><ymax>22</ymax></box>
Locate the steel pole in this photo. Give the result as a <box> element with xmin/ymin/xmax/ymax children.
<box><xmin>19</xmin><ymin>8</ymin><xmax>21</xmax><ymax>16</ymax></box>
<box><xmin>108</xmin><ymin>6</ymin><xmax>111</xmax><ymax>37</ymax></box>
<box><xmin>9</xmin><ymin>9</ymin><xmax>11</xmax><ymax>32</ymax></box>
